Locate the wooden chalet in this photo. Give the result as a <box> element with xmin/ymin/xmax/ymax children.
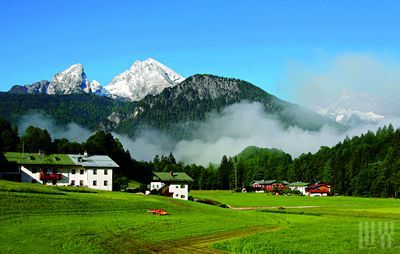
<box><xmin>305</xmin><ymin>182</ymin><xmax>331</xmax><ymax>196</ymax></box>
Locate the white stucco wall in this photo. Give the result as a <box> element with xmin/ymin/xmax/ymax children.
<box><xmin>169</xmin><ymin>184</ymin><xmax>189</xmax><ymax>200</ymax></box>
<box><xmin>308</xmin><ymin>192</ymin><xmax>328</xmax><ymax>197</ymax></box>
<box><xmin>86</xmin><ymin>168</ymin><xmax>113</xmax><ymax>191</ymax></box>
<box><xmin>289</xmin><ymin>186</ymin><xmax>307</xmax><ymax>195</ymax></box>
<box><xmin>20</xmin><ymin>166</ymin><xmax>113</xmax><ymax>191</ymax></box>
<box><xmin>150</xmin><ymin>181</ymin><xmax>164</xmax><ymax>191</ymax></box>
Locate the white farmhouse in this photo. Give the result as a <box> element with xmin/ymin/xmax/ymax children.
<box><xmin>150</xmin><ymin>171</ymin><xmax>193</xmax><ymax>200</ymax></box>
<box><xmin>288</xmin><ymin>182</ymin><xmax>309</xmax><ymax>195</ymax></box>
<box><xmin>3</xmin><ymin>152</ymin><xmax>118</xmax><ymax>191</ymax></box>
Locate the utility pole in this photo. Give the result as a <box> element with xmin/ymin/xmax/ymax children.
<box><xmin>235</xmin><ymin>166</ymin><xmax>237</xmax><ymax>190</ymax></box>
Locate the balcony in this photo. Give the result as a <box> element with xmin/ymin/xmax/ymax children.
<box><xmin>39</xmin><ymin>171</ymin><xmax>63</xmax><ymax>181</ymax></box>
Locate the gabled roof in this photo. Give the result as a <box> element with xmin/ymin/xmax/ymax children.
<box><xmin>288</xmin><ymin>182</ymin><xmax>309</xmax><ymax>187</ymax></box>
<box><xmin>306</xmin><ymin>183</ymin><xmax>331</xmax><ymax>190</ymax></box>
<box><xmin>2</xmin><ymin>152</ymin><xmax>119</xmax><ymax>168</ymax></box>
<box><xmin>252</xmin><ymin>180</ymin><xmax>275</xmax><ymax>185</ymax></box>
<box><xmin>153</xmin><ymin>172</ymin><xmax>193</xmax><ymax>182</ymax></box>
<box><xmin>68</xmin><ymin>155</ymin><xmax>119</xmax><ymax>168</ymax></box>
<box><xmin>252</xmin><ymin>180</ymin><xmax>289</xmax><ymax>185</ymax></box>
<box><xmin>3</xmin><ymin>152</ymin><xmax>75</xmax><ymax>166</ymax></box>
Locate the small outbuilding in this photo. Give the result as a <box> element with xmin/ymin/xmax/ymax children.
<box><xmin>288</xmin><ymin>182</ymin><xmax>309</xmax><ymax>195</ymax></box>
<box><xmin>150</xmin><ymin>171</ymin><xmax>193</xmax><ymax>200</ymax></box>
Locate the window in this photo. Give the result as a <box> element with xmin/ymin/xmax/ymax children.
<box><xmin>72</xmin><ymin>169</ymin><xmax>76</xmax><ymax>174</ymax></box>
<box><xmin>104</xmin><ymin>170</ymin><xmax>108</xmax><ymax>175</ymax></box>
<box><xmin>80</xmin><ymin>169</ymin><xmax>84</xmax><ymax>175</ymax></box>
<box><xmin>71</xmin><ymin>180</ymin><xmax>75</xmax><ymax>186</ymax></box>
<box><xmin>79</xmin><ymin>180</ymin><xmax>84</xmax><ymax>186</ymax></box>
<box><xmin>93</xmin><ymin>169</ymin><xmax>97</xmax><ymax>175</ymax></box>
<box><xmin>175</xmin><ymin>194</ymin><xmax>178</xmax><ymax>197</ymax></box>
<box><xmin>104</xmin><ymin>180</ymin><xmax>108</xmax><ymax>186</ymax></box>
<box><xmin>93</xmin><ymin>180</ymin><xmax>97</xmax><ymax>186</ymax></box>
<box><xmin>176</xmin><ymin>185</ymin><xmax>179</xmax><ymax>188</ymax></box>
<box><xmin>181</xmin><ymin>195</ymin><xmax>185</xmax><ymax>199</ymax></box>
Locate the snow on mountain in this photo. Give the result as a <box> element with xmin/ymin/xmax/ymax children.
<box><xmin>105</xmin><ymin>58</ymin><xmax>185</xmax><ymax>101</ymax></box>
<box><xmin>89</xmin><ymin>80</ymin><xmax>109</xmax><ymax>96</ymax></box>
<box><xmin>47</xmin><ymin>64</ymin><xmax>95</xmax><ymax>95</ymax></box>
<box><xmin>313</xmin><ymin>90</ymin><xmax>400</xmax><ymax>127</ymax></box>
<box><xmin>9</xmin><ymin>64</ymin><xmax>108</xmax><ymax>96</ymax></box>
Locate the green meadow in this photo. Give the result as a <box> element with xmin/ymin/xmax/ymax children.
<box><xmin>1</xmin><ymin>181</ymin><xmax>400</xmax><ymax>253</ymax></box>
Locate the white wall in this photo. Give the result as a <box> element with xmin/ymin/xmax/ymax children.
<box><xmin>169</xmin><ymin>184</ymin><xmax>189</xmax><ymax>200</ymax></box>
<box><xmin>86</xmin><ymin>168</ymin><xmax>113</xmax><ymax>191</ymax></box>
<box><xmin>150</xmin><ymin>181</ymin><xmax>164</xmax><ymax>191</ymax></box>
<box><xmin>289</xmin><ymin>186</ymin><xmax>307</xmax><ymax>195</ymax></box>
<box><xmin>20</xmin><ymin>166</ymin><xmax>113</xmax><ymax>191</ymax></box>
<box><xmin>308</xmin><ymin>192</ymin><xmax>328</xmax><ymax>197</ymax></box>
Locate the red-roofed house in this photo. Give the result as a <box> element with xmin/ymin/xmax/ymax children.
<box><xmin>305</xmin><ymin>183</ymin><xmax>331</xmax><ymax>196</ymax></box>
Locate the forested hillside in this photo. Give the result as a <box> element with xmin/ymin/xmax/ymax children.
<box><xmin>118</xmin><ymin>75</ymin><xmax>342</xmax><ymax>139</ymax></box>
<box><xmin>0</xmin><ymin>92</ymin><xmax>131</xmax><ymax>130</ymax></box>
<box><xmin>0</xmin><ymin>74</ymin><xmax>341</xmax><ymax>141</ymax></box>
<box><xmin>289</xmin><ymin>125</ymin><xmax>400</xmax><ymax>197</ymax></box>
<box><xmin>192</xmin><ymin>125</ymin><xmax>399</xmax><ymax>198</ymax></box>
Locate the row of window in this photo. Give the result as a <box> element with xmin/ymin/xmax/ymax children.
<box><xmin>70</xmin><ymin>180</ymin><xmax>108</xmax><ymax>186</ymax></box>
<box><xmin>71</xmin><ymin>169</ymin><xmax>108</xmax><ymax>175</ymax></box>
<box><xmin>30</xmin><ymin>168</ymin><xmax>109</xmax><ymax>175</ymax></box>
<box><xmin>92</xmin><ymin>180</ymin><xmax>108</xmax><ymax>186</ymax></box>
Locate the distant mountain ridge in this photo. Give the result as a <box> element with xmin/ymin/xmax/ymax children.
<box><xmin>116</xmin><ymin>74</ymin><xmax>343</xmax><ymax>139</ymax></box>
<box><xmin>1</xmin><ymin>74</ymin><xmax>343</xmax><ymax>141</ymax></box>
<box><xmin>9</xmin><ymin>64</ymin><xmax>108</xmax><ymax>96</ymax></box>
<box><xmin>9</xmin><ymin>58</ymin><xmax>184</xmax><ymax>101</ymax></box>
<box><xmin>313</xmin><ymin>91</ymin><xmax>400</xmax><ymax>127</ymax></box>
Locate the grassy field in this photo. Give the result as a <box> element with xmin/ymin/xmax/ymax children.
<box><xmin>192</xmin><ymin>191</ymin><xmax>400</xmax><ymax>253</ymax></box>
<box><xmin>0</xmin><ymin>181</ymin><xmax>279</xmax><ymax>253</ymax></box>
<box><xmin>1</xmin><ymin>181</ymin><xmax>400</xmax><ymax>253</ymax></box>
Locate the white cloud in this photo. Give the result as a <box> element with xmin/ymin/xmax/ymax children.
<box><xmin>18</xmin><ymin>113</ymin><xmax>93</xmax><ymax>142</ymax></box>
<box><xmin>284</xmin><ymin>53</ymin><xmax>400</xmax><ymax>107</ymax></box>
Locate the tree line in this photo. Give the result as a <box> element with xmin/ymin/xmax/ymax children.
<box><xmin>1</xmin><ymin>115</ymin><xmax>399</xmax><ymax>197</ymax></box>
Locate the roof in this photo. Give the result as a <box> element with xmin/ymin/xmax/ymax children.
<box><xmin>153</xmin><ymin>172</ymin><xmax>193</xmax><ymax>182</ymax></box>
<box><xmin>252</xmin><ymin>180</ymin><xmax>289</xmax><ymax>185</ymax></box>
<box><xmin>2</xmin><ymin>152</ymin><xmax>119</xmax><ymax>168</ymax></box>
<box><xmin>252</xmin><ymin>180</ymin><xmax>275</xmax><ymax>185</ymax></box>
<box><xmin>288</xmin><ymin>182</ymin><xmax>309</xmax><ymax>187</ymax></box>
<box><xmin>3</xmin><ymin>152</ymin><xmax>75</xmax><ymax>166</ymax></box>
<box><xmin>306</xmin><ymin>183</ymin><xmax>331</xmax><ymax>190</ymax></box>
<box><xmin>68</xmin><ymin>155</ymin><xmax>119</xmax><ymax>168</ymax></box>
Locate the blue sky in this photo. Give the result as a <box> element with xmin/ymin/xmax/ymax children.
<box><xmin>1</xmin><ymin>0</ymin><xmax>399</xmax><ymax>100</ymax></box>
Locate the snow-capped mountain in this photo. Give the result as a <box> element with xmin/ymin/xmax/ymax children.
<box><xmin>313</xmin><ymin>90</ymin><xmax>400</xmax><ymax>127</ymax></box>
<box><xmin>47</xmin><ymin>64</ymin><xmax>98</xmax><ymax>94</ymax></box>
<box><xmin>105</xmin><ymin>58</ymin><xmax>185</xmax><ymax>101</ymax></box>
<box><xmin>9</xmin><ymin>64</ymin><xmax>108</xmax><ymax>96</ymax></box>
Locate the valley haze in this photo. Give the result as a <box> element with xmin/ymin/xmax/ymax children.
<box><xmin>17</xmin><ymin>102</ymin><xmax>400</xmax><ymax>166</ymax></box>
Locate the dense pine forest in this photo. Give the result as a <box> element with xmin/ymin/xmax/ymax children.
<box><xmin>1</xmin><ymin>115</ymin><xmax>399</xmax><ymax>197</ymax></box>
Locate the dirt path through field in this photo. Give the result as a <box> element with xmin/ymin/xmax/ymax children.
<box><xmin>228</xmin><ymin>205</ymin><xmax>321</xmax><ymax>210</ymax></box>
<box><xmin>159</xmin><ymin>226</ymin><xmax>279</xmax><ymax>254</ymax></box>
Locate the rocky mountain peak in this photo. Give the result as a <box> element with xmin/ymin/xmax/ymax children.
<box><xmin>105</xmin><ymin>58</ymin><xmax>185</xmax><ymax>101</ymax></box>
